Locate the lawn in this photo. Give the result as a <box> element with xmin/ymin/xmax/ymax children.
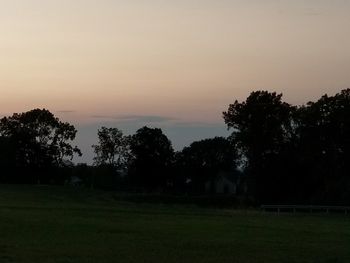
<box><xmin>0</xmin><ymin>185</ymin><xmax>349</xmax><ymax>263</ymax></box>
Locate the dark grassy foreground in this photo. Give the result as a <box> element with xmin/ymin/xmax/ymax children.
<box><xmin>0</xmin><ymin>185</ymin><xmax>349</xmax><ymax>263</ymax></box>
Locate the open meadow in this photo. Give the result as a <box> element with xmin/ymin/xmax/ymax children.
<box><xmin>0</xmin><ymin>185</ymin><xmax>349</xmax><ymax>263</ymax></box>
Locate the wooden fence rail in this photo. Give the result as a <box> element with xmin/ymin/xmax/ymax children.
<box><xmin>261</xmin><ymin>205</ymin><xmax>350</xmax><ymax>215</ymax></box>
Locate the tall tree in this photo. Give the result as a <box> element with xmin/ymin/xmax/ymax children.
<box><xmin>295</xmin><ymin>89</ymin><xmax>350</xmax><ymax>204</ymax></box>
<box><xmin>92</xmin><ymin>127</ymin><xmax>130</xmax><ymax>169</ymax></box>
<box><xmin>128</xmin><ymin>126</ymin><xmax>174</xmax><ymax>191</ymax></box>
<box><xmin>223</xmin><ymin>91</ymin><xmax>295</xmax><ymax>202</ymax></box>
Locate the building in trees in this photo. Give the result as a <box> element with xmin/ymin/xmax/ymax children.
<box><xmin>176</xmin><ymin>137</ymin><xmax>239</xmax><ymax>194</ymax></box>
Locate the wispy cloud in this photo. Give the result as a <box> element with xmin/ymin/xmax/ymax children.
<box><xmin>303</xmin><ymin>8</ymin><xmax>322</xmax><ymax>16</ymax></box>
<box><xmin>171</xmin><ymin>121</ymin><xmax>223</xmax><ymax>128</ymax></box>
<box><xmin>90</xmin><ymin>114</ymin><xmax>176</xmax><ymax>123</ymax></box>
<box><xmin>56</xmin><ymin>110</ymin><xmax>77</xmax><ymax>114</ymax></box>
<box><xmin>277</xmin><ymin>6</ymin><xmax>323</xmax><ymax>17</ymax></box>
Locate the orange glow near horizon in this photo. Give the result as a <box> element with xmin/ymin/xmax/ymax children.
<box><xmin>1</xmin><ymin>1</ymin><xmax>350</xmax><ymax>125</ymax></box>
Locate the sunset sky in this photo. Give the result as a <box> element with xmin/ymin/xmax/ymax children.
<box><xmin>1</xmin><ymin>0</ymin><xmax>350</xmax><ymax>162</ymax></box>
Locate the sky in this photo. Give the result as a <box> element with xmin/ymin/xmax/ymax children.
<box><xmin>0</xmin><ymin>0</ymin><xmax>350</xmax><ymax>163</ymax></box>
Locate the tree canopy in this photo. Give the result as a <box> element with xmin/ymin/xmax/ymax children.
<box><xmin>92</xmin><ymin>127</ymin><xmax>130</xmax><ymax>169</ymax></box>
<box><xmin>128</xmin><ymin>126</ymin><xmax>174</xmax><ymax>190</ymax></box>
<box><xmin>1</xmin><ymin>90</ymin><xmax>350</xmax><ymax>205</ymax></box>
<box><xmin>223</xmin><ymin>91</ymin><xmax>294</xmax><ymax>199</ymax></box>
<box><xmin>0</xmin><ymin>109</ymin><xmax>81</xmax><ymax>168</ymax></box>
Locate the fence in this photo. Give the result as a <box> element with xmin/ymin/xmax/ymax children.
<box><xmin>261</xmin><ymin>205</ymin><xmax>350</xmax><ymax>215</ymax></box>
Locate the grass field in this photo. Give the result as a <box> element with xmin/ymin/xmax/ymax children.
<box><xmin>0</xmin><ymin>185</ymin><xmax>349</xmax><ymax>263</ymax></box>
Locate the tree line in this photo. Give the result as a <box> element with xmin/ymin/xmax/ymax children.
<box><xmin>1</xmin><ymin>89</ymin><xmax>350</xmax><ymax>205</ymax></box>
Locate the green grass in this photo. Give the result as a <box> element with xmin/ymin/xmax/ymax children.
<box><xmin>0</xmin><ymin>185</ymin><xmax>349</xmax><ymax>263</ymax></box>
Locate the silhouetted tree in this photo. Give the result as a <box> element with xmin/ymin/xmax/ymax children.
<box><xmin>294</xmin><ymin>89</ymin><xmax>350</xmax><ymax>204</ymax></box>
<box><xmin>223</xmin><ymin>91</ymin><xmax>295</xmax><ymax>203</ymax></box>
<box><xmin>0</xmin><ymin>109</ymin><xmax>81</xmax><ymax>183</ymax></box>
<box><xmin>91</xmin><ymin>127</ymin><xmax>130</xmax><ymax>190</ymax></box>
<box><xmin>92</xmin><ymin>127</ymin><xmax>130</xmax><ymax>169</ymax></box>
<box><xmin>128</xmin><ymin>126</ymin><xmax>174</xmax><ymax>191</ymax></box>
